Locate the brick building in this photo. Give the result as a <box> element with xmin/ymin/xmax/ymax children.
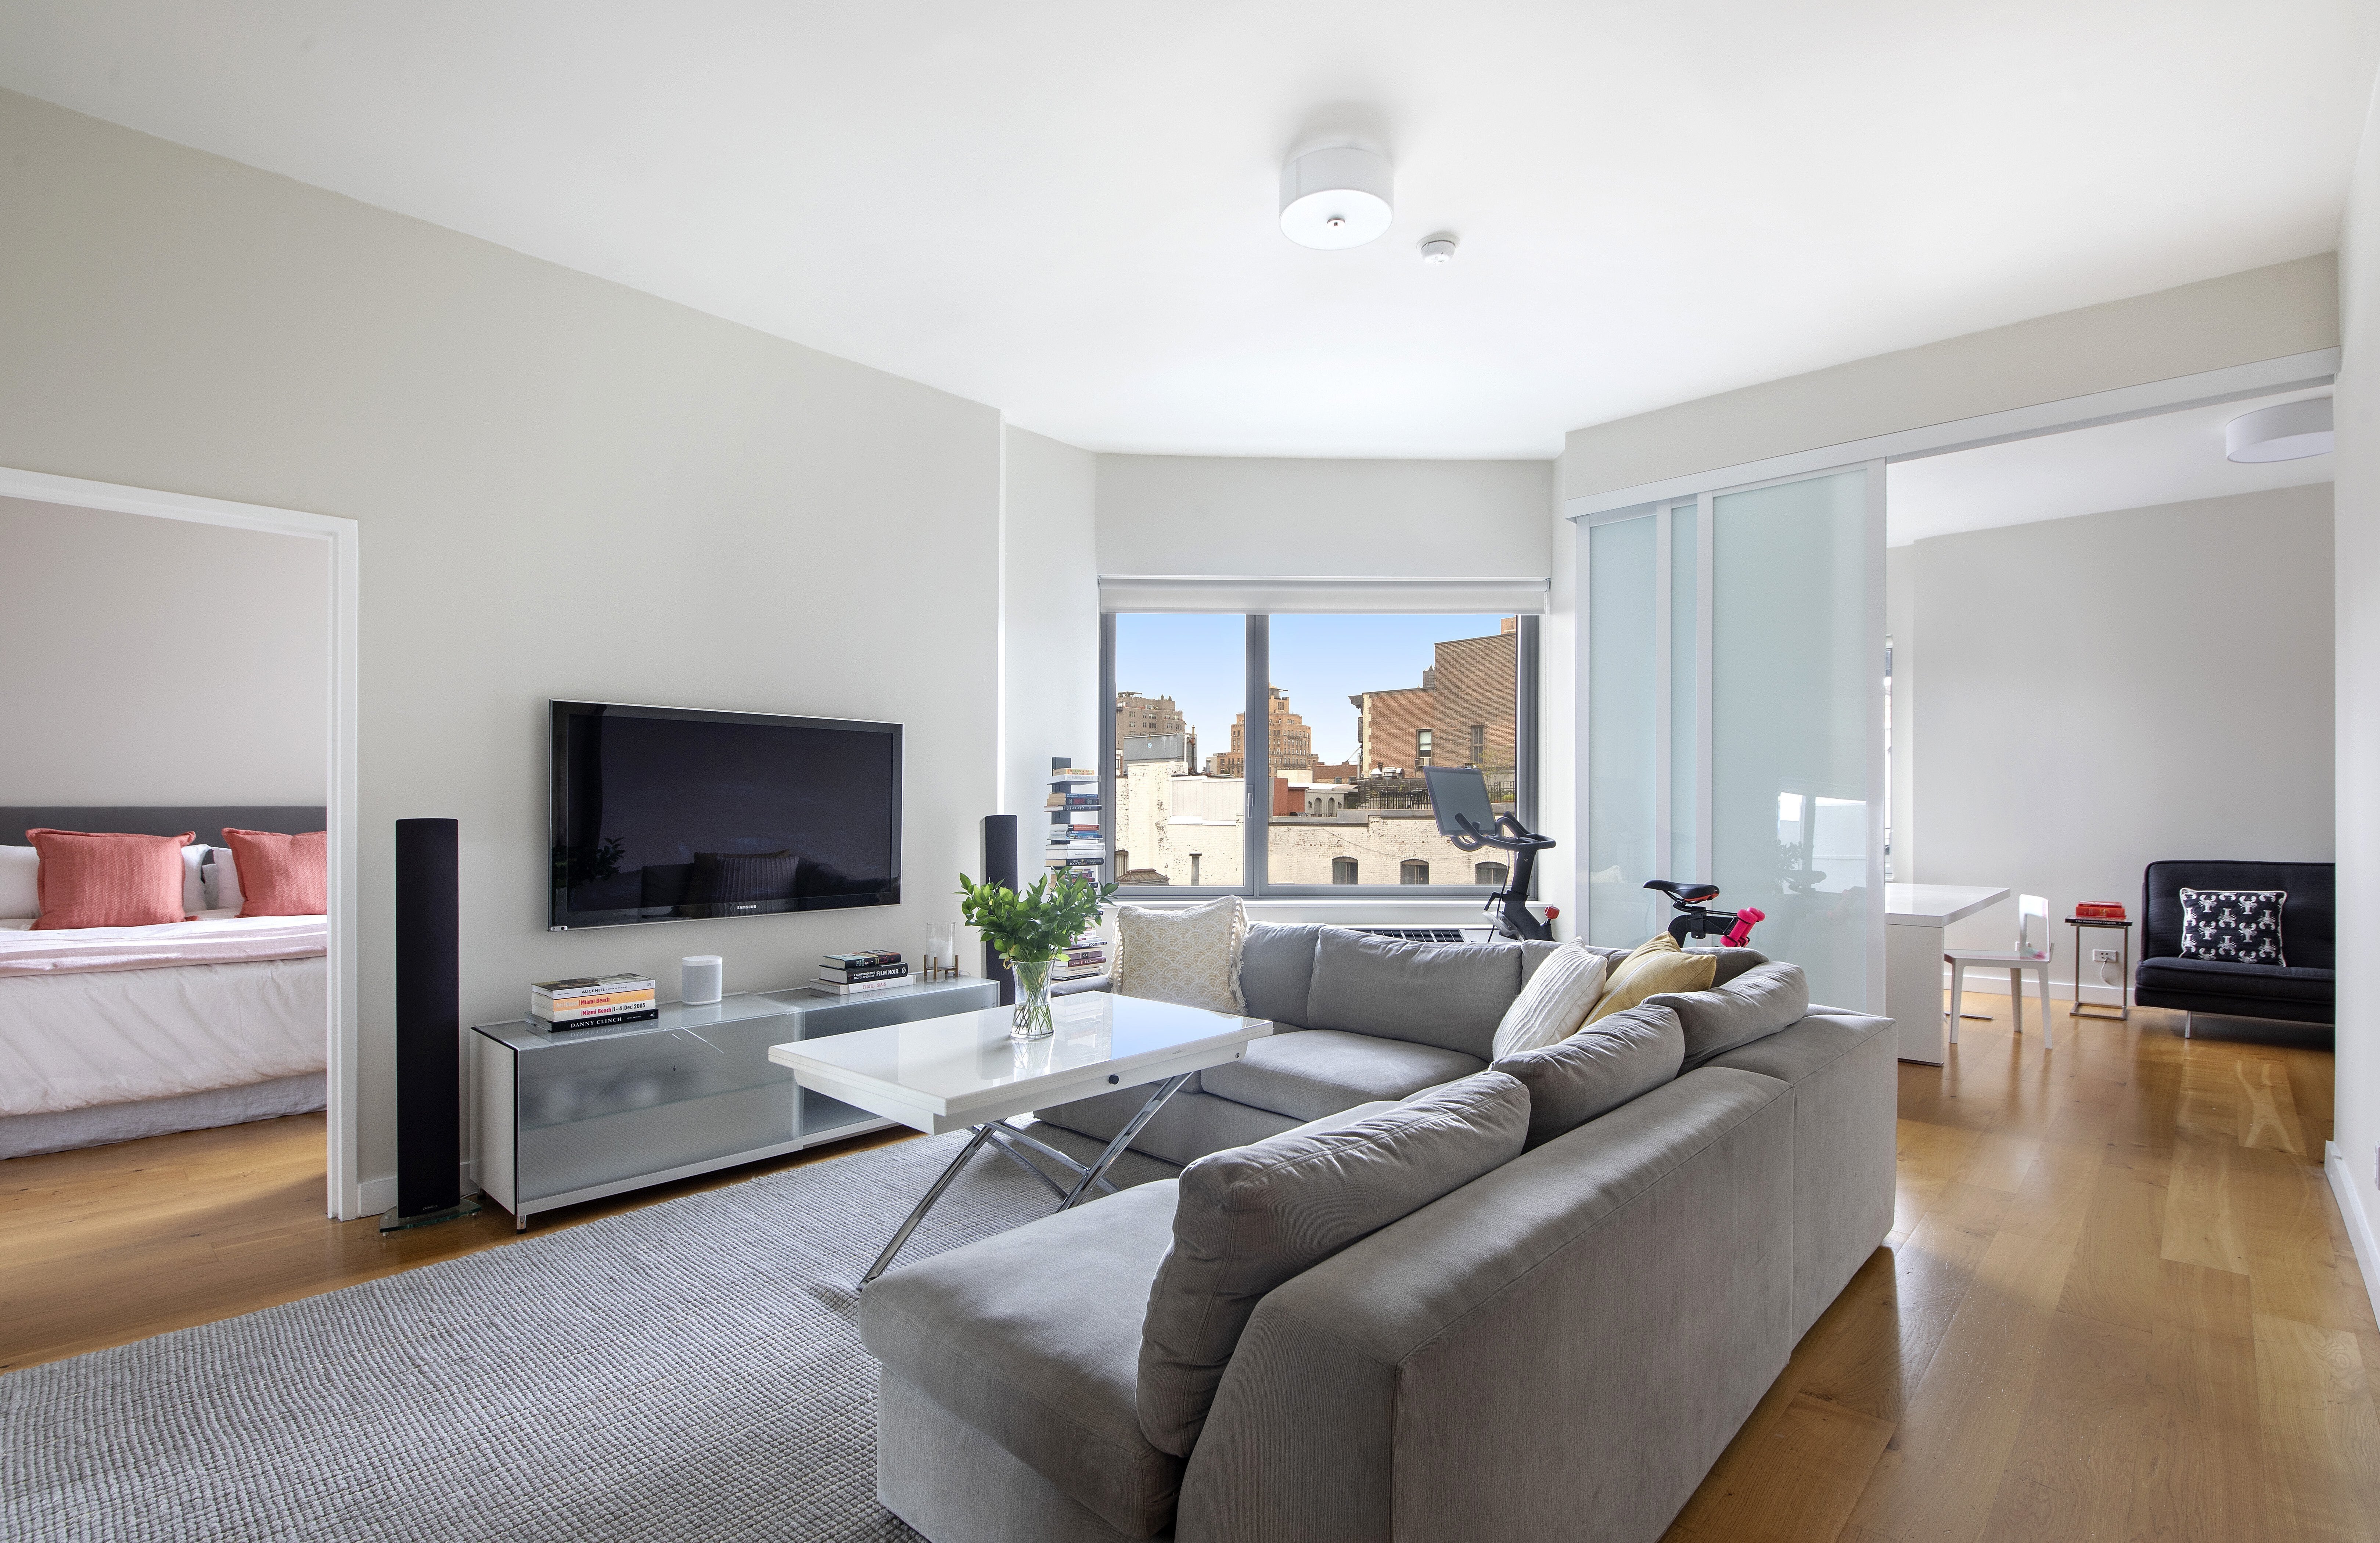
<box><xmin>1207</xmin><ymin>687</ymin><xmax>1315</xmax><ymax>778</ymax></box>
<box><xmin>1115</xmin><ymin>691</ymin><xmax>1194</xmax><ymax>773</ymax></box>
<box><xmin>1350</xmin><ymin>618</ymin><xmax>1518</xmax><ymax>795</ymax></box>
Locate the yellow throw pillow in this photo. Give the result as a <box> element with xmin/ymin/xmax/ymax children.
<box><xmin>1588</xmin><ymin>934</ymin><xmax>1718</xmax><ymax>1023</ymax></box>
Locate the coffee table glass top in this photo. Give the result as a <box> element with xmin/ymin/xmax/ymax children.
<box><xmin>767</xmin><ymin>992</ymin><xmax>1269</xmax><ymax>1123</ymax></box>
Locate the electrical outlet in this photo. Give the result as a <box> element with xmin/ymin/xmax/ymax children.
<box><xmin>2092</xmin><ymin>948</ymin><xmax>2119</xmax><ymax>963</ymax></box>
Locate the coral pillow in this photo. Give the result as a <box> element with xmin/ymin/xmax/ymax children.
<box><xmin>26</xmin><ymin>828</ymin><xmax>196</xmax><ymax>930</ymax></box>
<box><xmin>221</xmin><ymin>828</ymin><xmax>328</xmax><ymax>917</ymax></box>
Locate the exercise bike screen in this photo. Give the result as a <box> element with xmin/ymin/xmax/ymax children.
<box><xmin>1423</xmin><ymin>766</ymin><xmax>1499</xmax><ymax>839</ymax></box>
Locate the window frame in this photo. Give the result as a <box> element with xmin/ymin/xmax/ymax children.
<box><xmin>1101</xmin><ymin>610</ymin><xmax>1540</xmax><ymax>900</ymax></box>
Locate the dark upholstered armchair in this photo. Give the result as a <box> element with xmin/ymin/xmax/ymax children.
<box><xmin>2134</xmin><ymin>860</ymin><xmax>2334</xmax><ymax>1033</ymax></box>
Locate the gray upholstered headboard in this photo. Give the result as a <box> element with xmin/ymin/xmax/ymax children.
<box><xmin>0</xmin><ymin>807</ymin><xmax>327</xmax><ymax>848</ymax></box>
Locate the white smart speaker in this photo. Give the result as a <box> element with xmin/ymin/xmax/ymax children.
<box><xmin>681</xmin><ymin>954</ymin><xmax>723</xmax><ymax>1006</ymax></box>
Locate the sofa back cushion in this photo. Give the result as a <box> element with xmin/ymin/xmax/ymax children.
<box><xmin>1137</xmin><ymin>1069</ymin><xmax>1530</xmax><ymax>1457</ymax></box>
<box><xmin>2143</xmin><ymin>859</ymin><xmax>2333</xmax><ymax>970</ymax></box>
<box><xmin>1237</xmin><ymin>923</ymin><xmax>1325</xmax><ymax>1028</ymax></box>
<box><xmin>1493</xmin><ymin>1003</ymin><xmax>1684</xmax><ymax>1148</ymax></box>
<box><xmin>1303</xmin><ymin>927</ymin><xmax>1523</xmax><ymax>1058</ymax></box>
<box><xmin>1645</xmin><ymin>961</ymin><xmax>1810</xmax><ymax>1068</ymax></box>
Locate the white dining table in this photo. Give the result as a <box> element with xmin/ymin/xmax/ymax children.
<box><xmin>1884</xmin><ymin>883</ymin><xmax>2010</xmax><ymax>1064</ymax></box>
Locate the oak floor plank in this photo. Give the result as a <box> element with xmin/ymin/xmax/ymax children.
<box><xmin>2232</xmin><ymin>1055</ymin><xmax>2307</xmax><ymax>1155</ymax></box>
<box><xmin>2055</xmin><ymin>1151</ymin><xmax>2168</xmax><ymax>1331</ymax></box>
<box><xmin>1841</xmin><ymin>1227</ymin><xmax>2078</xmax><ymax>1543</ymax></box>
<box><xmin>1673</xmin><ymin>1392</ymin><xmax>1895</xmax><ymax>1543</ymax></box>
<box><xmin>2145</xmin><ymin>1259</ymin><xmax>2267</xmax><ymax>1543</ymax></box>
<box><xmin>2253</xmin><ymin>1311</ymin><xmax>2380</xmax><ymax>1542</ymax></box>
<box><xmin>2162</xmin><ymin>1126</ymin><xmax>2252</xmax><ymax>1275</ymax></box>
<box><xmin>1973</xmin><ymin>1309</ymin><xmax>2153</xmax><ymax>1543</ymax></box>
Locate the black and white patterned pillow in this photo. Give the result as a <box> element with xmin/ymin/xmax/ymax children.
<box><xmin>2178</xmin><ymin>888</ymin><xmax>2287</xmax><ymax>965</ymax></box>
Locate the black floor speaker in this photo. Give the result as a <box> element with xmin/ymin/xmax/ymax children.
<box><xmin>385</xmin><ymin>817</ymin><xmax>479</xmax><ymax>1231</ymax></box>
<box><xmin>982</xmin><ymin>814</ymin><xmax>1018</xmax><ymax>1006</ymax></box>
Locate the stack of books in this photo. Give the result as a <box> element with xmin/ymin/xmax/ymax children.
<box><xmin>1046</xmin><ymin>758</ymin><xmax>1104</xmax><ymax>877</ymax></box>
<box><xmin>530</xmin><ymin>974</ymin><xmax>658</xmax><ymax>1031</ymax></box>
<box><xmin>2074</xmin><ymin>901</ymin><xmax>2128</xmax><ymax>920</ymax></box>
<box><xmin>1051</xmin><ymin>939</ymin><xmax>1109</xmax><ymax>983</ymax></box>
<box><xmin>813</xmin><ymin>950</ymin><xmax>909</xmax><ymax>996</ymax></box>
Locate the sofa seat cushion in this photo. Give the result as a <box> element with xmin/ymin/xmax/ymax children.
<box><xmin>1199</xmin><ymin>1030</ymin><xmax>1487</xmax><ymax>1122</ymax></box>
<box><xmin>1492</xmin><ymin>1003</ymin><xmax>1683</xmax><ymax>1148</ymax></box>
<box><xmin>858</xmin><ymin>1181</ymin><xmax>1185</xmax><ymax>1539</ymax></box>
<box><xmin>1646</xmin><ymin>961</ymin><xmax>1811</xmax><ymax>1068</ymax></box>
<box><xmin>1303</xmin><ymin>926</ymin><xmax>1522</xmax><ymax>1058</ymax></box>
<box><xmin>1138</xmin><ymin>1071</ymin><xmax>1532</xmax><ymax>1458</ymax></box>
<box><xmin>2136</xmin><ymin>957</ymin><xmax>2335</xmax><ymax>1003</ymax></box>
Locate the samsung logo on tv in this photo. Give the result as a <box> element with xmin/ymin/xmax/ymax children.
<box><xmin>736</xmin><ymin>904</ymin><xmax>757</xmax><ymax>911</ymax></box>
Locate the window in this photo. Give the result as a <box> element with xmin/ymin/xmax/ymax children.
<box><xmin>1475</xmin><ymin>862</ymin><xmax>1508</xmax><ymax>886</ymax></box>
<box><xmin>1104</xmin><ymin>611</ymin><xmax>1538</xmax><ymax>895</ymax></box>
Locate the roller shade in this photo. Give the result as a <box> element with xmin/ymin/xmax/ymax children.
<box><xmin>1099</xmin><ymin>574</ymin><xmax>1549</xmax><ymax>615</ymax></box>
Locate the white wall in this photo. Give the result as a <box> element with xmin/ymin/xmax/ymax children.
<box><xmin>1095</xmin><ymin>454</ymin><xmax>1553</xmax><ymax>579</ymax></box>
<box><xmin>1560</xmin><ymin>255</ymin><xmax>2339</xmax><ymax>500</ymax></box>
<box><xmin>1002</xmin><ymin>424</ymin><xmax>1098</xmax><ymax>825</ymax></box>
<box><xmin>2333</xmin><ymin>70</ymin><xmax>2380</xmax><ymax>1305</ymax></box>
<box><xmin>0</xmin><ymin>495</ymin><xmax>328</xmax><ymax>804</ymax></box>
<box><xmin>1905</xmin><ymin>486</ymin><xmax>2335</xmax><ymax>992</ymax></box>
<box><xmin>0</xmin><ymin>88</ymin><xmax>1004</xmax><ymax>1205</ymax></box>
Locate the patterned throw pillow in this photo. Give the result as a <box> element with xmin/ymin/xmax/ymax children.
<box><xmin>1113</xmin><ymin>896</ymin><xmax>1247</xmax><ymax>1015</ymax></box>
<box><xmin>2178</xmin><ymin>888</ymin><xmax>2287</xmax><ymax>965</ymax></box>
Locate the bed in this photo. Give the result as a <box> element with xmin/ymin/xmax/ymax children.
<box><xmin>0</xmin><ymin>806</ymin><xmax>328</xmax><ymax>1160</ymax></box>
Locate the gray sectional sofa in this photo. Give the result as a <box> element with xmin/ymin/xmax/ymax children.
<box><xmin>858</xmin><ymin>924</ymin><xmax>1896</xmax><ymax>1543</ymax></box>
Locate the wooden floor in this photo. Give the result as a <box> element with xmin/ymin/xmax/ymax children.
<box><xmin>4</xmin><ymin>999</ymin><xmax>2374</xmax><ymax>1541</ymax></box>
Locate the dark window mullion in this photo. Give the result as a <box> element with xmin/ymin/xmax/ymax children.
<box><xmin>1244</xmin><ymin>614</ymin><xmax>1268</xmax><ymax>897</ymax></box>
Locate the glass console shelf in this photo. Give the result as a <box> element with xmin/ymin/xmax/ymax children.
<box><xmin>471</xmin><ymin>975</ymin><xmax>1000</xmax><ymax>1229</ymax></box>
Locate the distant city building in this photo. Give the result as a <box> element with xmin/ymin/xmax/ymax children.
<box><xmin>1350</xmin><ymin>618</ymin><xmax>1518</xmax><ymax>796</ymax></box>
<box><xmin>1115</xmin><ymin>692</ymin><xmax>1193</xmax><ymax>774</ymax></box>
<box><xmin>1308</xmin><ymin>760</ymin><xmax>1359</xmax><ymax>784</ymax></box>
<box><xmin>1208</xmin><ymin>687</ymin><xmax>1315</xmax><ymax>778</ymax></box>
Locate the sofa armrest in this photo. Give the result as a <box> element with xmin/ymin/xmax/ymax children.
<box><xmin>1174</xmin><ymin>1068</ymin><xmax>1796</xmax><ymax>1543</ymax></box>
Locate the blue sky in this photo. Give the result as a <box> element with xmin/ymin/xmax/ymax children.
<box><xmin>1114</xmin><ymin>614</ymin><xmax>1510</xmax><ymax>765</ymax></box>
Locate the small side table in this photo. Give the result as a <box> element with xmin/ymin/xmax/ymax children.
<box><xmin>2066</xmin><ymin>916</ymin><xmax>2133</xmax><ymax>1021</ymax></box>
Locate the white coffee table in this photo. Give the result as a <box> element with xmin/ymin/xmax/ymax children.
<box><xmin>768</xmin><ymin>992</ymin><xmax>1271</xmax><ymax>1282</ymax></box>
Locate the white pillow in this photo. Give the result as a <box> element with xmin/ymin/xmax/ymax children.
<box><xmin>0</xmin><ymin>845</ymin><xmax>37</xmax><ymax>919</ymax></box>
<box><xmin>1491</xmin><ymin>942</ymin><xmax>1609</xmax><ymax>1060</ymax></box>
<box><xmin>208</xmin><ymin>846</ymin><xmax>245</xmax><ymax>914</ymax></box>
<box><xmin>181</xmin><ymin>844</ymin><xmax>211</xmax><ymax>915</ymax></box>
<box><xmin>1112</xmin><ymin>896</ymin><xmax>1247</xmax><ymax>1015</ymax></box>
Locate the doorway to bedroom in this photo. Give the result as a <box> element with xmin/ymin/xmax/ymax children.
<box><xmin>0</xmin><ymin>487</ymin><xmax>350</xmax><ymax>1364</ymax></box>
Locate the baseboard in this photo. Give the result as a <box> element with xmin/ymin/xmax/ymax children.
<box><xmin>2325</xmin><ymin>1141</ymin><xmax>2380</xmax><ymax>1333</ymax></box>
<box><xmin>356</xmin><ymin>1161</ymin><xmax>481</xmax><ymax>1218</ymax></box>
<box><xmin>1936</xmin><ymin>965</ymin><xmax>2132</xmax><ymax>1006</ymax></box>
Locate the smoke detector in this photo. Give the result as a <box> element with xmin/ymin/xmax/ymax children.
<box><xmin>1279</xmin><ymin>147</ymin><xmax>1393</xmax><ymax>249</ymax></box>
<box><xmin>2225</xmin><ymin>396</ymin><xmax>2334</xmax><ymax>463</ymax></box>
<box><xmin>1420</xmin><ymin>235</ymin><xmax>1458</xmax><ymax>265</ymax></box>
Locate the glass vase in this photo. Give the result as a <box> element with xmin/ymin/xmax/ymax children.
<box><xmin>1009</xmin><ymin>956</ymin><xmax>1056</xmax><ymax>1040</ymax></box>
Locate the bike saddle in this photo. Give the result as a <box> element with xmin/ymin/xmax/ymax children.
<box><xmin>1643</xmin><ymin>879</ymin><xmax>1722</xmax><ymax>903</ymax></box>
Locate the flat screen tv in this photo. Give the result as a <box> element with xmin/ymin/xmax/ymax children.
<box><xmin>549</xmin><ymin>701</ymin><xmax>901</xmax><ymax>929</ymax></box>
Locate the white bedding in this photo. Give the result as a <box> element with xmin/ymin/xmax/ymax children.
<box><xmin>0</xmin><ymin>953</ymin><xmax>327</xmax><ymax>1118</ymax></box>
<box><xmin>0</xmin><ymin>909</ymin><xmax>327</xmax><ymax>976</ymax></box>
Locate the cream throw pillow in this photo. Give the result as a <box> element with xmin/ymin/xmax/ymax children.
<box><xmin>1491</xmin><ymin>942</ymin><xmax>1608</xmax><ymax>1059</ymax></box>
<box><xmin>1114</xmin><ymin>896</ymin><xmax>1247</xmax><ymax>1015</ymax></box>
<box><xmin>1588</xmin><ymin>932</ymin><xmax>1718</xmax><ymax>1023</ymax></box>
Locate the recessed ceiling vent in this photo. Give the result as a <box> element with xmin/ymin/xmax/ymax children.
<box><xmin>2225</xmin><ymin>396</ymin><xmax>2334</xmax><ymax>463</ymax></box>
<box><xmin>1279</xmin><ymin>146</ymin><xmax>1393</xmax><ymax>249</ymax></box>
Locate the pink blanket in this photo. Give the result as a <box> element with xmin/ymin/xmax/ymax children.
<box><xmin>0</xmin><ymin>911</ymin><xmax>328</xmax><ymax>976</ymax></box>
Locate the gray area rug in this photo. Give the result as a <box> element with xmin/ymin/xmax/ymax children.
<box><xmin>1</xmin><ymin>1126</ymin><xmax>1177</xmax><ymax>1542</ymax></box>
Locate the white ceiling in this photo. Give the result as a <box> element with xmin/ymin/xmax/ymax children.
<box><xmin>1885</xmin><ymin>387</ymin><xmax>2336</xmax><ymax>546</ymax></box>
<box><xmin>1</xmin><ymin>2</ymin><xmax>2374</xmax><ymax>458</ymax></box>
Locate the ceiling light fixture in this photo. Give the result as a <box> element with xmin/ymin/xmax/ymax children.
<box><xmin>2225</xmin><ymin>396</ymin><xmax>2334</xmax><ymax>463</ymax></box>
<box><xmin>1279</xmin><ymin>146</ymin><xmax>1393</xmax><ymax>249</ymax></box>
<box><xmin>1420</xmin><ymin>235</ymin><xmax>1458</xmax><ymax>265</ymax></box>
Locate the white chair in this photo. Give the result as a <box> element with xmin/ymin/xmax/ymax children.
<box><xmin>1945</xmin><ymin>893</ymin><xmax>2056</xmax><ymax>1049</ymax></box>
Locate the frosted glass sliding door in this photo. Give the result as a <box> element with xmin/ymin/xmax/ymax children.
<box><xmin>1711</xmin><ymin>468</ymin><xmax>1881</xmax><ymax>1011</ymax></box>
<box><xmin>1586</xmin><ymin>514</ymin><xmax>1658</xmax><ymax>944</ymax></box>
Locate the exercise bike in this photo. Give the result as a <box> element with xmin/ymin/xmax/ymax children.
<box><xmin>1644</xmin><ymin>879</ymin><xmax>1766</xmax><ymax>947</ymax></box>
<box><xmin>1422</xmin><ymin>766</ymin><xmax>1556</xmax><ymax>942</ymax></box>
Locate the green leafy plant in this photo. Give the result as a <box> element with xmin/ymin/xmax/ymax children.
<box><xmin>955</xmin><ymin>869</ymin><xmax>1119</xmax><ymax>965</ymax></box>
